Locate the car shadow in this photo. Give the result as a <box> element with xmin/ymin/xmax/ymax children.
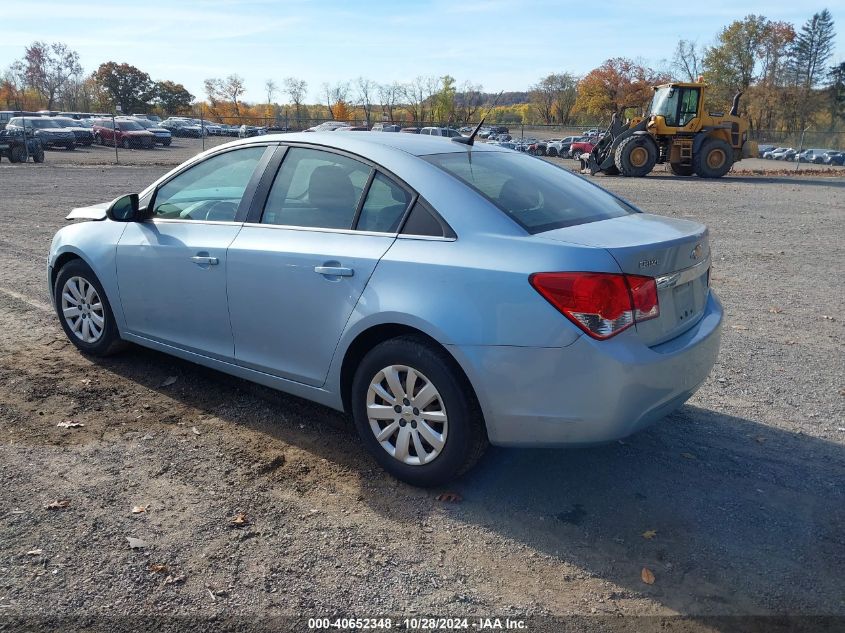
<box><xmin>92</xmin><ymin>345</ymin><xmax>845</xmax><ymax>620</ymax></box>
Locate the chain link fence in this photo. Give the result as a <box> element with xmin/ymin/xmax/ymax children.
<box><xmin>3</xmin><ymin>107</ymin><xmax>844</xmax><ymax>167</ymax></box>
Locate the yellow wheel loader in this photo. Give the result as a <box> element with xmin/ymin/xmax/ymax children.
<box><xmin>585</xmin><ymin>82</ymin><xmax>757</xmax><ymax>178</ymax></box>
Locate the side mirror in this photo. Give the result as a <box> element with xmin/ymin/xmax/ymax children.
<box><xmin>106</xmin><ymin>193</ymin><xmax>140</xmax><ymax>222</ymax></box>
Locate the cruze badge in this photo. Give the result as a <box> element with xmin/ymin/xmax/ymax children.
<box><xmin>638</xmin><ymin>258</ymin><xmax>659</xmax><ymax>269</ymax></box>
<box><xmin>691</xmin><ymin>244</ymin><xmax>703</xmax><ymax>260</ymax></box>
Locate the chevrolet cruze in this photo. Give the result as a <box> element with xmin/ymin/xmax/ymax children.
<box><xmin>49</xmin><ymin>133</ymin><xmax>722</xmax><ymax>486</ymax></box>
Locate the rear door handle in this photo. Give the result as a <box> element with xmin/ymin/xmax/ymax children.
<box><xmin>190</xmin><ymin>255</ymin><xmax>219</xmax><ymax>266</ymax></box>
<box><xmin>314</xmin><ymin>266</ymin><xmax>354</xmax><ymax>277</ymax></box>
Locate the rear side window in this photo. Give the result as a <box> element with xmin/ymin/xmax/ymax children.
<box><xmin>262</xmin><ymin>147</ymin><xmax>372</xmax><ymax>229</ymax></box>
<box><xmin>356</xmin><ymin>173</ymin><xmax>412</xmax><ymax>233</ymax></box>
<box><xmin>424</xmin><ymin>151</ymin><xmax>633</xmax><ymax>233</ymax></box>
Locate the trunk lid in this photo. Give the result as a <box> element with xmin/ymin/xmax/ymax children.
<box><xmin>539</xmin><ymin>214</ymin><xmax>711</xmax><ymax>346</ymax></box>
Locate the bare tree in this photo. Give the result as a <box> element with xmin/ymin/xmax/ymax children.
<box><xmin>673</xmin><ymin>39</ymin><xmax>702</xmax><ymax>81</ymax></box>
<box><xmin>322</xmin><ymin>81</ymin><xmax>350</xmax><ymax>119</ymax></box>
<box><xmin>403</xmin><ymin>76</ymin><xmax>437</xmax><ymax>124</ymax></box>
<box><xmin>20</xmin><ymin>41</ymin><xmax>82</xmax><ymax>109</ymax></box>
<box><xmin>355</xmin><ymin>77</ymin><xmax>376</xmax><ymax>126</ymax></box>
<box><xmin>265</xmin><ymin>79</ymin><xmax>277</xmax><ymax>104</ymax></box>
<box><xmin>456</xmin><ymin>81</ymin><xmax>484</xmax><ymax>123</ymax></box>
<box><xmin>205</xmin><ymin>74</ymin><xmax>246</xmax><ymax>116</ymax></box>
<box><xmin>530</xmin><ymin>73</ymin><xmax>578</xmax><ymax>124</ymax></box>
<box><xmin>377</xmin><ymin>81</ymin><xmax>401</xmax><ymax>122</ymax></box>
<box><xmin>283</xmin><ymin>77</ymin><xmax>307</xmax><ymax>127</ymax></box>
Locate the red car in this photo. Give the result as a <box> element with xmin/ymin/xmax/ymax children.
<box><xmin>569</xmin><ymin>138</ymin><xmax>596</xmax><ymax>159</ymax></box>
<box><xmin>92</xmin><ymin>119</ymin><xmax>155</xmax><ymax>149</ymax></box>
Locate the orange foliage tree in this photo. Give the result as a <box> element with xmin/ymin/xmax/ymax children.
<box><xmin>575</xmin><ymin>58</ymin><xmax>671</xmax><ymax>119</ymax></box>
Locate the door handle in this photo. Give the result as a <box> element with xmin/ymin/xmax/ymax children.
<box><xmin>190</xmin><ymin>255</ymin><xmax>219</xmax><ymax>266</ymax></box>
<box><xmin>314</xmin><ymin>266</ymin><xmax>354</xmax><ymax>277</ymax></box>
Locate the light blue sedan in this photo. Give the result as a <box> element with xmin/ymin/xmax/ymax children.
<box><xmin>49</xmin><ymin>132</ymin><xmax>722</xmax><ymax>486</ymax></box>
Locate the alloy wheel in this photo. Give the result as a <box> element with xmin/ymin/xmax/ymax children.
<box><xmin>366</xmin><ymin>365</ymin><xmax>448</xmax><ymax>466</ymax></box>
<box><xmin>61</xmin><ymin>276</ymin><xmax>105</xmax><ymax>343</ymax></box>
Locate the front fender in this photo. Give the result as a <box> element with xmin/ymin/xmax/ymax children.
<box><xmin>49</xmin><ymin>221</ymin><xmax>129</xmax><ymax>329</ymax></box>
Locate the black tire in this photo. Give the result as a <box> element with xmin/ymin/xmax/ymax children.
<box><xmin>53</xmin><ymin>259</ymin><xmax>124</xmax><ymax>357</ymax></box>
<box><xmin>32</xmin><ymin>144</ymin><xmax>45</xmax><ymax>163</ymax></box>
<box><xmin>351</xmin><ymin>335</ymin><xmax>488</xmax><ymax>487</ymax></box>
<box><xmin>614</xmin><ymin>135</ymin><xmax>657</xmax><ymax>177</ymax></box>
<box><xmin>65</xmin><ymin>143</ymin><xmax>75</xmax><ymax>151</ymax></box>
<box><xmin>122</xmin><ymin>137</ymin><xmax>131</xmax><ymax>149</ymax></box>
<box><xmin>547</xmin><ymin>146</ymin><xmax>558</xmax><ymax>157</ymax></box>
<box><xmin>669</xmin><ymin>162</ymin><xmax>694</xmax><ymax>176</ymax></box>
<box><xmin>9</xmin><ymin>146</ymin><xmax>26</xmax><ymax>163</ymax></box>
<box><xmin>97</xmin><ymin>134</ymin><xmax>104</xmax><ymax>146</ymax></box>
<box><xmin>163</xmin><ymin>139</ymin><xmax>171</xmax><ymax>147</ymax></box>
<box><xmin>694</xmin><ymin>137</ymin><xmax>733</xmax><ymax>178</ymax></box>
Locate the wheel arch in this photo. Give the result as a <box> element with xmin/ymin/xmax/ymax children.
<box><xmin>337</xmin><ymin>321</ymin><xmax>482</xmax><ymax>420</ymax></box>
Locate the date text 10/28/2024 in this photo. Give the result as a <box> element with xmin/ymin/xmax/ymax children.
<box><xmin>308</xmin><ymin>617</ymin><xmax>528</xmax><ymax>630</ymax></box>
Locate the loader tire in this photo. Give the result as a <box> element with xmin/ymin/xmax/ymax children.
<box><xmin>694</xmin><ymin>138</ymin><xmax>733</xmax><ymax>178</ymax></box>
<box><xmin>669</xmin><ymin>162</ymin><xmax>694</xmax><ymax>176</ymax></box>
<box><xmin>614</xmin><ymin>135</ymin><xmax>657</xmax><ymax>177</ymax></box>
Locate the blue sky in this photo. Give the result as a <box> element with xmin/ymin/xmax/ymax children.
<box><xmin>2</xmin><ymin>0</ymin><xmax>842</xmax><ymax>102</ymax></box>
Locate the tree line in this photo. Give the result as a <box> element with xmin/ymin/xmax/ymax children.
<box><xmin>1</xmin><ymin>8</ymin><xmax>840</xmax><ymax>136</ymax></box>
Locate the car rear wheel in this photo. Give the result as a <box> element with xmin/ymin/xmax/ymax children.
<box><xmin>54</xmin><ymin>259</ymin><xmax>123</xmax><ymax>357</ymax></box>
<box><xmin>32</xmin><ymin>144</ymin><xmax>45</xmax><ymax>163</ymax></box>
<box><xmin>351</xmin><ymin>336</ymin><xmax>487</xmax><ymax>487</ymax></box>
<box><xmin>547</xmin><ymin>146</ymin><xmax>558</xmax><ymax>157</ymax></box>
<box><xmin>122</xmin><ymin>138</ymin><xmax>131</xmax><ymax>149</ymax></box>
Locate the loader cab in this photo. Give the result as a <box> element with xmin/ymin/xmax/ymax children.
<box><xmin>649</xmin><ymin>84</ymin><xmax>702</xmax><ymax>129</ymax></box>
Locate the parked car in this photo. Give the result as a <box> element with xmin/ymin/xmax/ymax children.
<box><xmin>92</xmin><ymin>119</ymin><xmax>155</xmax><ymax>148</ymax></box>
<box><xmin>6</xmin><ymin>117</ymin><xmax>76</xmax><ymax>150</ymax></box>
<box><xmin>767</xmin><ymin>147</ymin><xmax>795</xmax><ymax>160</ymax></box>
<box><xmin>527</xmin><ymin>141</ymin><xmax>548</xmax><ymax>156</ymax></box>
<box><xmin>126</xmin><ymin>117</ymin><xmax>172</xmax><ymax>146</ymax></box>
<box><xmin>1</xmin><ymin>110</ymin><xmax>41</xmax><ymax>130</ymax></box>
<box><xmin>371</xmin><ymin>123</ymin><xmax>401</xmax><ymax>132</ymax></box>
<box><xmin>821</xmin><ymin>150</ymin><xmax>844</xmax><ymax>165</ymax></box>
<box><xmin>49</xmin><ymin>132</ymin><xmax>722</xmax><ymax>486</ymax></box>
<box><xmin>132</xmin><ymin>114</ymin><xmax>162</xmax><ymax>123</ymax></box>
<box><xmin>547</xmin><ymin>137</ymin><xmax>579</xmax><ymax>157</ymax></box>
<box><xmin>161</xmin><ymin>118</ymin><xmax>204</xmax><ymax>138</ymax></box>
<box><xmin>52</xmin><ymin>117</ymin><xmax>95</xmax><ymax>146</ymax></box>
<box><xmin>419</xmin><ymin>127</ymin><xmax>463</xmax><ymax>138</ymax></box>
<box><xmin>796</xmin><ymin>148</ymin><xmax>828</xmax><ymax>163</ymax></box>
<box><xmin>569</xmin><ymin>138</ymin><xmax>597</xmax><ymax>159</ymax></box>
<box><xmin>336</xmin><ymin>126</ymin><xmax>370</xmax><ymax>132</ymax></box>
<box><xmin>238</xmin><ymin>125</ymin><xmax>266</xmax><ymax>138</ymax></box>
<box><xmin>400</xmin><ymin>127</ymin><xmax>421</xmax><ymax>134</ymax></box>
<box><xmin>756</xmin><ymin>144</ymin><xmax>776</xmax><ymax>157</ymax></box>
<box><xmin>0</xmin><ymin>126</ymin><xmax>44</xmax><ymax>163</ymax></box>
<box><xmin>305</xmin><ymin>121</ymin><xmax>350</xmax><ymax>132</ymax></box>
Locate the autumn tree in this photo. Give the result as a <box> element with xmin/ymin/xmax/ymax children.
<box><xmin>20</xmin><ymin>41</ymin><xmax>82</xmax><ymax>110</ymax></box>
<box><xmin>575</xmin><ymin>59</ymin><xmax>667</xmax><ymax>118</ymax></box>
<box><xmin>94</xmin><ymin>62</ymin><xmax>154</xmax><ymax>113</ymax></box>
<box><xmin>155</xmin><ymin>80</ymin><xmax>194</xmax><ymax>114</ymax></box>
<box><xmin>321</xmin><ymin>81</ymin><xmax>350</xmax><ymax>120</ymax></box>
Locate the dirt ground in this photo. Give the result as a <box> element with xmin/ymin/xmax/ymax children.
<box><xmin>0</xmin><ymin>161</ymin><xmax>843</xmax><ymax>632</ymax></box>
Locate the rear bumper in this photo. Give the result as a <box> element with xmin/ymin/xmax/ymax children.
<box><xmin>451</xmin><ymin>292</ymin><xmax>723</xmax><ymax>447</ymax></box>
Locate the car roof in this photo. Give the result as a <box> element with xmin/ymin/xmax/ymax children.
<box><xmin>234</xmin><ymin>131</ymin><xmax>509</xmax><ymax>157</ymax></box>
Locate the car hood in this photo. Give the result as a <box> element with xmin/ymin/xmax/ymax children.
<box><xmin>66</xmin><ymin>202</ymin><xmax>108</xmax><ymax>221</ymax></box>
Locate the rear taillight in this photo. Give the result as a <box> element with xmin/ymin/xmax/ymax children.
<box><xmin>529</xmin><ymin>272</ymin><xmax>660</xmax><ymax>340</ymax></box>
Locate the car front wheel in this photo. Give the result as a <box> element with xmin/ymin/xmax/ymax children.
<box><xmin>54</xmin><ymin>259</ymin><xmax>123</xmax><ymax>356</ymax></box>
<box><xmin>351</xmin><ymin>336</ymin><xmax>487</xmax><ymax>487</ymax></box>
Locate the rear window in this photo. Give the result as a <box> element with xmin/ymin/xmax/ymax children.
<box><xmin>424</xmin><ymin>151</ymin><xmax>634</xmax><ymax>233</ymax></box>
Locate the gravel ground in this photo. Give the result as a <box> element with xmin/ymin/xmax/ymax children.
<box><xmin>0</xmin><ymin>163</ymin><xmax>843</xmax><ymax>631</ymax></box>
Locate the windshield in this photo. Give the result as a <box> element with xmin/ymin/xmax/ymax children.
<box><xmin>649</xmin><ymin>87</ymin><xmax>679</xmax><ymax>120</ymax></box>
<box><xmin>117</xmin><ymin>121</ymin><xmax>144</xmax><ymax>131</ymax></box>
<box><xmin>425</xmin><ymin>151</ymin><xmax>634</xmax><ymax>233</ymax></box>
<box><xmin>133</xmin><ymin>119</ymin><xmax>154</xmax><ymax>128</ymax></box>
<box><xmin>26</xmin><ymin>118</ymin><xmax>61</xmax><ymax>128</ymax></box>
